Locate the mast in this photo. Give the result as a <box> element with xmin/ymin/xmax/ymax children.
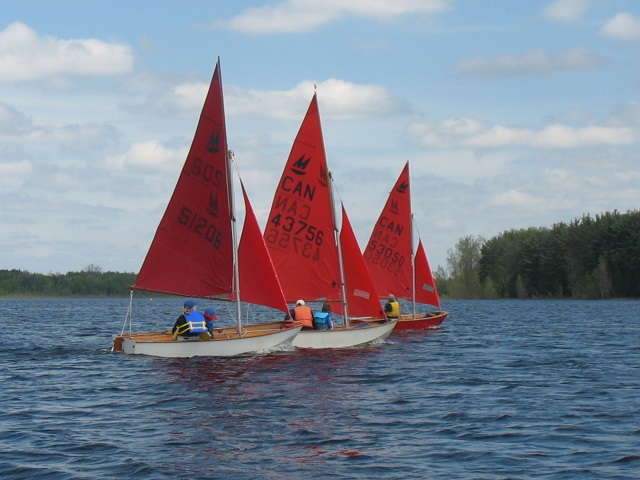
<box><xmin>315</xmin><ymin>91</ymin><xmax>348</xmax><ymax>325</ymax></box>
<box><xmin>411</xmin><ymin>214</ymin><xmax>417</xmax><ymax>317</ymax></box>
<box><xmin>328</xmin><ymin>170</ymin><xmax>349</xmax><ymax>327</ymax></box>
<box><xmin>408</xmin><ymin>161</ymin><xmax>416</xmax><ymax>317</ymax></box>
<box><xmin>228</xmin><ymin>149</ymin><xmax>243</xmax><ymax>336</ymax></box>
<box><xmin>216</xmin><ymin>57</ymin><xmax>242</xmax><ymax>336</ymax></box>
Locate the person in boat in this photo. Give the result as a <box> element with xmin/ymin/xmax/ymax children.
<box><xmin>313</xmin><ymin>302</ymin><xmax>333</xmax><ymax>330</ymax></box>
<box><xmin>203</xmin><ymin>307</ymin><xmax>219</xmax><ymax>337</ymax></box>
<box><xmin>172</xmin><ymin>300</ymin><xmax>210</xmax><ymax>340</ymax></box>
<box><xmin>384</xmin><ymin>294</ymin><xmax>400</xmax><ymax>319</ymax></box>
<box><xmin>288</xmin><ymin>299</ymin><xmax>314</xmax><ymax>330</ymax></box>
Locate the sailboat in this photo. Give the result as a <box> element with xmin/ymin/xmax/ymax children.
<box><xmin>264</xmin><ymin>93</ymin><xmax>397</xmax><ymax>348</ymax></box>
<box><xmin>364</xmin><ymin>162</ymin><xmax>448</xmax><ymax>330</ymax></box>
<box><xmin>112</xmin><ymin>59</ymin><xmax>301</xmax><ymax>357</ymax></box>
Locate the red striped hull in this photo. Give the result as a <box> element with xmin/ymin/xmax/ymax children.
<box><xmin>394</xmin><ymin>311</ymin><xmax>448</xmax><ymax>330</ymax></box>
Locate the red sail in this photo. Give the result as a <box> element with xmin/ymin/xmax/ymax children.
<box><xmin>264</xmin><ymin>94</ymin><xmax>341</xmax><ymax>303</ymax></box>
<box><xmin>414</xmin><ymin>239</ymin><xmax>441</xmax><ymax>308</ymax></box>
<box><xmin>237</xmin><ymin>181</ymin><xmax>289</xmax><ymax>314</ymax></box>
<box><xmin>133</xmin><ymin>60</ymin><xmax>234</xmax><ymax>298</ymax></box>
<box><xmin>338</xmin><ymin>205</ymin><xmax>386</xmax><ymax>318</ymax></box>
<box><xmin>363</xmin><ymin>162</ymin><xmax>413</xmax><ymax>300</ymax></box>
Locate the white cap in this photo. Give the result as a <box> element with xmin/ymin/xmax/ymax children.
<box><xmin>296</xmin><ymin>299</ymin><xmax>305</xmax><ymax>306</ymax></box>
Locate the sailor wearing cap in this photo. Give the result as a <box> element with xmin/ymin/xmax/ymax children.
<box><xmin>171</xmin><ymin>300</ymin><xmax>210</xmax><ymax>340</ymax></box>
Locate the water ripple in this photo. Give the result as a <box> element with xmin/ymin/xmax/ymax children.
<box><xmin>1</xmin><ymin>298</ymin><xmax>639</xmax><ymax>479</ymax></box>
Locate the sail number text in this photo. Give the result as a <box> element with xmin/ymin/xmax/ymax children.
<box><xmin>178</xmin><ymin>206</ymin><xmax>222</xmax><ymax>249</ymax></box>
<box><xmin>364</xmin><ymin>239</ymin><xmax>404</xmax><ymax>273</ymax></box>
<box><xmin>265</xmin><ymin>213</ymin><xmax>324</xmax><ymax>261</ymax></box>
<box><xmin>269</xmin><ymin>213</ymin><xmax>324</xmax><ymax>245</ymax></box>
<box><xmin>191</xmin><ymin>157</ymin><xmax>223</xmax><ymax>187</ymax></box>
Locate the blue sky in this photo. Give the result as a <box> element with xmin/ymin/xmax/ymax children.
<box><xmin>1</xmin><ymin>0</ymin><xmax>639</xmax><ymax>275</ymax></box>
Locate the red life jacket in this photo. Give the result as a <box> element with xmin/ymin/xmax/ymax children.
<box><xmin>294</xmin><ymin>305</ymin><xmax>313</xmax><ymax>329</ymax></box>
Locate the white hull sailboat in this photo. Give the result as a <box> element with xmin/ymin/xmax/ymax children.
<box><xmin>116</xmin><ymin>324</ymin><xmax>299</xmax><ymax>358</ymax></box>
<box><xmin>112</xmin><ymin>59</ymin><xmax>301</xmax><ymax>357</ymax></box>
<box><xmin>291</xmin><ymin>322</ymin><xmax>395</xmax><ymax>349</ymax></box>
<box><xmin>264</xmin><ymin>94</ymin><xmax>396</xmax><ymax>349</ymax></box>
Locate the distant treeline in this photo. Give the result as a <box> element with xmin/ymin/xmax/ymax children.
<box><xmin>2</xmin><ymin>210</ymin><xmax>639</xmax><ymax>300</ymax></box>
<box><xmin>436</xmin><ymin>209</ymin><xmax>640</xmax><ymax>299</ymax></box>
<box><xmin>0</xmin><ymin>264</ymin><xmax>136</xmax><ymax>297</ymax></box>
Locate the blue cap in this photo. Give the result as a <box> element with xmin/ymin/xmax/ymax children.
<box><xmin>204</xmin><ymin>307</ymin><xmax>217</xmax><ymax>316</ymax></box>
<box><xmin>184</xmin><ymin>300</ymin><xmax>196</xmax><ymax>309</ymax></box>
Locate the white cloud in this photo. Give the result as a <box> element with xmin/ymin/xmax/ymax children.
<box><xmin>172</xmin><ymin>78</ymin><xmax>408</xmax><ymax>120</ymax></box>
<box><xmin>0</xmin><ymin>159</ymin><xmax>32</xmax><ymax>176</ymax></box>
<box><xmin>530</xmin><ymin>124</ymin><xmax>635</xmax><ymax>148</ymax></box>
<box><xmin>408</xmin><ymin>118</ymin><xmax>637</xmax><ymax>149</ymax></box>
<box><xmin>213</xmin><ymin>0</ymin><xmax>450</xmax><ymax>34</ymax></box>
<box><xmin>600</xmin><ymin>13</ymin><xmax>640</xmax><ymax>41</ymax></box>
<box><xmin>0</xmin><ymin>101</ymin><xmax>32</xmax><ymax>134</ymax></box>
<box><xmin>488</xmin><ymin>189</ymin><xmax>543</xmax><ymax>207</ymax></box>
<box><xmin>27</xmin><ymin>124</ymin><xmax>119</xmax><ymax>152</ymax></box>
<box><xmin>457</xmin><ymin>48</ymin><xmax>605</xmax><ymax>76</ymax></box>
<box><xmin>0</xmin><ymin>22</ymin><xmax>134</xmax><ymax>82</ymax></box>
<box><xmin>105</xmin><ymin>140</ymin><xmax>187</xmax><ymax>171</ymax></box>
<box><xmin>542</xmin><ymin>0</ymin><xmax>591</xmax><ymax>22</ymax></box>
<box><xmin>0</xmin><ymin>105</ymin><xmax>118</xmax><ymax>153</ymax></box>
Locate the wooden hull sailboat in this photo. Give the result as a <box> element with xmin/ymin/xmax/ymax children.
<box><xmin>114</xmin><ymin>323</ymin><xmax>299</xmax><ymax>358</ymax></box>
<box><xmin>264</xmin><ymin>94</ymin><xmax>396</xmax><ymax>349</ymax></box>
<box><xmin>364</xmin><ymin>162</ymin><xmax>448</xmax><ymax>330</ymax></box>
<box><xmin>112</xmin><ymin>59</ymin><xmax>301</xmax><ymax>357</ymax></box>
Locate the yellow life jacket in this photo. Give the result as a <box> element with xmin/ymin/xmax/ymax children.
<box><xmin>387</xmin><ymin>301</ymin><xmax>400</xmax><ymax>318</ymax></box>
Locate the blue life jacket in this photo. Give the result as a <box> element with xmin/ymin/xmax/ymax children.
<box><xmin>313</xmin><ymin>311</ymin><xmax>331</xmax><ymax>330</ymax></box>
<box><xmin>182</xmin><ymin>311</ymin><xmax>208</xmax><ymax>335</ymax></box>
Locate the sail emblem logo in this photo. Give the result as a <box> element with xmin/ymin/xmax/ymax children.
<box><xmin>290</xmin><ymin>155</ymin><xmax>311</xmax><ymax>175</ymax></box>
<box><xmin>207</xmin><ymin>191</ymin><xmax>219</xmax><ymax>218</ymax></box>
<box><xmin>390</xmin><ymin>199</ymin><xmax>399</xmax><ymax>215</ymax></box>
<box><xmin>206</xmin><ymin>129</ymin><xmax>221</xmax><ymax>153</ymax></box>
<box><xmin>396</xmin><ymin>181</ymin><xmax>408</xmax><ymax>194</ymax></box>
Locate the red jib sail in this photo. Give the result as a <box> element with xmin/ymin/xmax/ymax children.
<box><xmin>364</xmin><ymin>161</ymin><xmax>441</xmax><ymax>308</ymax></box>
<box><xmin>264</xmin><ymin>94</ymin><xmax>341</xmax><ymax>303</ymax></box>
<box><xmin>133</xmin><ymin>59</ymin><xmax>234</xmax><ymax>298</ymax></box>
<box><xmin>414</xmin><ymin>238</ymin><xmax>441</xmax><ymax>308</ymax></box>
<box><xmin>338</xmin><ymin>204</ymin><xmax>386</xmax><ymax>318</ymax></box>
<box><xmin>237</xmin><ymin>181</ymin><xmax>289</xmax><ymax>314</ymax></box>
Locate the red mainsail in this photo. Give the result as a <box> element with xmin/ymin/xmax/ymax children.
<box><xmin>237</xmin><ymin>181</ymin><xmax>289</xmax><ymax>314</ymax></box>
<box><xmin>338</xmin><ymin>205</ymin><xmax>386</xmax><ymax>318</ymax></box>
<box><xmin>133</xmin><ymin>59</ymin><xmax>234</xmax><ymax>298</ymax></box>
<box><xmin>364</xmin><ymin>162</ymin><xmax>441</xmax><ymax>308</ymax></box>
<box><xmin>264</xmin><ymin>94</ymin><xmax>341</xmax><ymax>303</ymax></box>
<box><xmin>363</xmin><ymin>162</ymin><xmax>413</xmax><ymax>300</ymax></box>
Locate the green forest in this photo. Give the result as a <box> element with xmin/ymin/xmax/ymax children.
<box><xmin>1</xmin><ymin>210</ymin><xmax>638</xmax><ymax>300</ymax></box>
<box><xmin>0</xmin><ymin>264</ymin><xmax>136</xmax><ymax>297</ymax></box>
<box><xmin>435</xmin><ymin>209</ymin><xmax>640</xmax><ymax>299</ymax></box>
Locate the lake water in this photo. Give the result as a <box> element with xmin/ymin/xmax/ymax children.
<box><xmin>0</xmin><ymin>298</ymin><xmax>638</xmax><ymax>479</ymax></box>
